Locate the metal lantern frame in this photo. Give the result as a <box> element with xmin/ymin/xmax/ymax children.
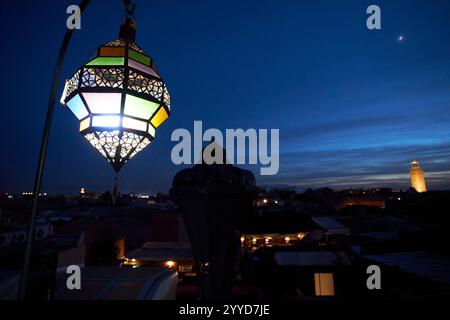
<box><xmin>60</xmin><ymin>32</ymin><xmax>171</xmax><ymax>173</ymax></box>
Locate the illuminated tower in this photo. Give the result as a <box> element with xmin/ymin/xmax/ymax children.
<box><xmin>410</xmin><ymin>160</ymin><xmax>427</xmax><ymax>192</ymax></box>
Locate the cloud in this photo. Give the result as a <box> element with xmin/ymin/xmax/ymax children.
<box><xmin>257</xmin><ymin>142</ymin><xmax>450</xmax><ymax>189</ymax></box>
<box><xmin>282</xmin><ymin>114</ymin><xmax>411</xmax><ymax>141</ymax></box>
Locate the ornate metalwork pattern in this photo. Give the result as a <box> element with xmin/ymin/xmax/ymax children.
<box><xmin>128</xmin><ymin>70</ymin><xmax>163</xmax><ymax>100</ymax></box>
<box><xmin>81</xmin><ymin>68</ymin><xmax>124</xmax><ymax>89</ymax></box>
<box><xmin>163</xmin><ymin>85</ymin><xmax>171</xmax><ymax>110</ymax></box>
<box><xmin>61</xmin><ymin>70</ymin><xmax>80</xmax><ymax>102</ymax></box>
<box><xmin>104</xmin><ymin>39</ymin><xmax>144</xmax><ymax>53</ymax></box>
<box><xmin>84</xmin><ymin>130</ymin><xmax>151</xmax><ymax>170</ymax></box>
<box><xmin>119</xmin><ymin>131</ymin><xmax>149</xmax><ymax>158</ymax></box>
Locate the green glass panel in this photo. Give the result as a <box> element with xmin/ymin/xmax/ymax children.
<box><xmin>86</xmin><ymin>57</ymin><xmax>124</xmax><ymax>66</ymax></box>
<box><xmin>128</xmin><ymin>49</ymin><xmax>151</xmax><ymax>65</ymax></box>
<box><xmin>124</xmin><ymin>94</ymin><xmax>159</xmax><ymax>120</ymax></box>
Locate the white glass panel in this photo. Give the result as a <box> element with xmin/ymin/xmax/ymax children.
<box><xmin>92</xmin><ymin>115</ymin><xmax>121</xmax><ymax>127</ymax></box>
<box><xmin>82</xmin><ymin>92</ymin><xmax>121</xmax><ymax>114</ymax></box>
<box><xmin>148</xmin><ymin>124</ymin><xmax>155</xmax><ymax>137</ymax></box>
<box><xmin>123</xmin><ymin>116</ymin><xmax>147</xmax><ymax>132</ymax></box>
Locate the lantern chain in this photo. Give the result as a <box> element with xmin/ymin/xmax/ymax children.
<box><xmin>123</xmin><ymin>0</ymin><xmax>136</xmax><ymax>21</ymax></box>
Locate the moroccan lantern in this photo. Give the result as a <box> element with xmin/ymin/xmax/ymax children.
<box><xmin>60</xmin><ymin>18</ymin><xmax>170</xmax><ymax>175</ymax></box>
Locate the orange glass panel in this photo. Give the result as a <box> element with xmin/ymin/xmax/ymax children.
<box><xmin>99</xmin><ymin>46</ymin><xmax>125</xmax><ymax>57</ymax></box>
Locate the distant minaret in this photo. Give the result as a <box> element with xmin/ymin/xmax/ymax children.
<box><xmin>410</xmin><ymin>160</ymin><xmax>427</xmax><ymax>192</ymax></box>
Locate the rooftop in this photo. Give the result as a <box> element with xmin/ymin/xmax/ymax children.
<box><xmin>364</xmin><ymin>251</ymin><xmax>450</xmax><ymax>286</ymax></box>
<box><xmin>127</xmin><ymin>242</ymin><xmax>193</xmax><ymax>261</ymax></box>
<box><xmin>55</xmin><ymin>266</ymin><xmax>175</xmax><ymax>300</ymax></box>
<box><xmin>239</xmin><ymin>212</ymin><xmax>319</xmax><ymax>235</ymax></box>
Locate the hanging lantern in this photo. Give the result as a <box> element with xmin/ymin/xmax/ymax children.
<box><xmin>60</xmin><ymin>19</ymin><xmax>170</xmax><ymax>174</ymax></box>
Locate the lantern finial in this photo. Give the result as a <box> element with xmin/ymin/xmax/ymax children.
<box><xmin>120</xmin><ymin>0</ymin><xmax>136</xmax><ymax>42</ymax></box>
<box><xmin>119</xmin><ymin>19</ymin><xmax>136</xmax><ymax>42</ymax></box>
<box><xmin>119</xmin><ymin>0</ymin><xmax>136</xmax><ymax>43</ymax></box>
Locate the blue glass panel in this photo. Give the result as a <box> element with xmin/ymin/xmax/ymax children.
<box><xmin>66</xmin><ymin>94</ymin><xmax>89</xmax><ymax>120</ymax></box>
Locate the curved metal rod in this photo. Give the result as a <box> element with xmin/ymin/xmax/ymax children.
<box><xmin>18</xmin><ymin>0</ymin><xmax>91</xmax><ymax>300</ymax></box>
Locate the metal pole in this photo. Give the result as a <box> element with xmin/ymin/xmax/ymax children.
<box><xmin>18</xmin><ymin>0</ymin><xmax>90</xmax><ymax>300</ymax></box>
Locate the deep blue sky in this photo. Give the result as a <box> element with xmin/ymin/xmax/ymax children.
<box><xmin>1</xmin><ymin>0</ymin><xmax>449</xmax><ymax>194</ymax></box>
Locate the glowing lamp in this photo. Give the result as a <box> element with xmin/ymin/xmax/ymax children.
<box><xmin>60</xmin><ymin>21</ymin><xmax>170</xmax><ymax>173</ymax></box>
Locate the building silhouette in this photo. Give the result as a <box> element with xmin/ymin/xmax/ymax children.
<box><xmin>410</xmin><ymin>160</ymin><xmax>427</xmax><ymax>192</ymax></box>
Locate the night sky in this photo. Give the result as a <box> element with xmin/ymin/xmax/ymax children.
<box><xmin>1</xmin><ymin>0</ymin><xmax>450</xmax><ymax>194</ymax></box>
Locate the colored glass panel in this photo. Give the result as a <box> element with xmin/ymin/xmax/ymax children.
<box><xmin>148</xmin><ymin>125</ymin><xmax>155</xmax><ymax>138</ymax></box>
<box><xmin>66</xmin><ymin>94</ymin><xmax>89</xmax><ymax>119</ymax></box>
<box><xmin>123</xmin><ymin>117</ymin><xmax>147</xmax><ymax>132</ymax></box>
<box><xmin>150</xmin><ymin>107</ymin><xmax>169</xmax><ymax>128</ymax></box>
<box><xmin>79</xmin><ymin>117</ymin><xmax>90</xmax><ymax>132</ymax></box>
<box><xmin>124</xmin><ymin>94</ymin><xmax>159</xmax><ymax>120</ymax></box>
<box><xmin>92</xmin><ymin>115</ymin><xmax>121</xmax><ymax>127</ymax></box>
<box><xmin>82</xmin><ymin>92</ymin><xmax>122</xmax><ymax>114</ymax></box>
<box><xmin>128</xmin><ymin>59</ymin><xmax>159</xmax><ymax>78</ymax></box>
<box><xmin>86</xmin><ymin>57</ymin><xmax>124</xmax><ymax>66</ymax></box>
<box><xmin>128</xmin><ymin>49</ymin><xmax>151</xmax><ymax>65</ymax></box>
<box><xmin>99</xmin><ymin>46</ymin><xmax>125</xmax><ymax>57</ymax></box>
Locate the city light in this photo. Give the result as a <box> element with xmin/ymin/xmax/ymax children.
<box><xmin>297</xmin><ymin>233</ymin><xmax>305</xmax><ymax>240</ymax></box>
<box><xmin>166</xmin><ymin>260</ymin><xmax>175</xmax><ymax>268</ymax></box>
<box><xmin>21</xmin><ymin>192</ymin><xmax>47</xmax><ymax>196</ymax></box>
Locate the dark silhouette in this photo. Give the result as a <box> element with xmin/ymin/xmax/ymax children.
<box><xmin>171</xmin><ymin>142</ymin><xmax>257</xmax><ymax>299</ymax></box>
